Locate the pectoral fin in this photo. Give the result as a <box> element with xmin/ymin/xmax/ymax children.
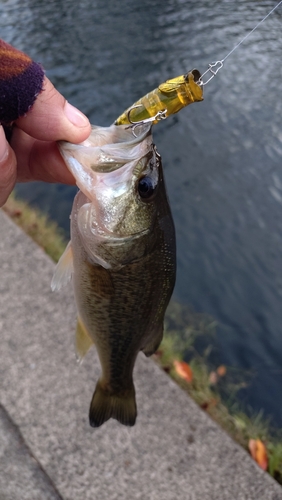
<box><xmin>75</xmin><ymin>316</ymin><xmax>94</xmax><ymax>363</ymax></box>
<box><xmin>51</xmin><ymin>242</ymin><xmax>73</xmax><ymax>291</ymax></box>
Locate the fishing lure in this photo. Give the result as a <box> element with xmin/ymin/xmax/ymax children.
<box><xmin>114</xmin><ymin>69</ymin><xmax>203</xmax><ymax>128</ymax></box>
<box><xmin>115</xmin><ymin>0</ymin><xmax>282</xmax><ymax>133</ymax></box>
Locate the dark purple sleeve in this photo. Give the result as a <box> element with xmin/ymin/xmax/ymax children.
<box><xmin>0</xmin><ymin>39</ymin><xmax>45</xmax><ymax>125</ymax></box>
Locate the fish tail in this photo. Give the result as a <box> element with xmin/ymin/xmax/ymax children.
<box><xmin>89</xmin><ymin>379</ymin><xmax>137</xmax><ymax>428</ymax></box>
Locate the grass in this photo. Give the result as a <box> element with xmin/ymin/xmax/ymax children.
<box><xmin>155</xmin><ymin>305</ymin><xmax>282</xmax><ymax>482</ymax></box>
<box><xmin>2</xmin><ymin>191</ymin><xmax>282</xmax><ymax>483</ymax></box>
<box><xmin>2</xmin><ymin>192</ymin><xmax>67</xmax><ymax>262</ymax></box>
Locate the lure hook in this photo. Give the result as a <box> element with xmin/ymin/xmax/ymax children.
<box><xmin>126</xmin><ymin>105</ymin><xmax>168</xmax><ymax>137</ymax></box>
<box><xmin>197</xmin><ymin>60</ymin><xmax>224</xmax><ymax>86</ymax></box>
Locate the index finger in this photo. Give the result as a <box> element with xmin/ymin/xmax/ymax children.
<box><xmin>11</xmin><ymin>127</ymin><xmax>75</xmax><ymax>184</ymax></box>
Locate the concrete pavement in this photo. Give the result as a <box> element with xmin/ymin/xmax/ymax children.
<box><xmin>0</xmin><ymin>209</ymin><xmax>281</xmax><ymax>500</ymax></box>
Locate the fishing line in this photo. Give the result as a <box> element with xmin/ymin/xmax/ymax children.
<box><xmin>199</xmin><ymin>0</ymin><xmax>282</xmax><ymax>86</ymax></box>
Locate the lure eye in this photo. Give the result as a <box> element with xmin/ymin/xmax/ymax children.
<box><xmin>138</xmin><ymin>176</ymin><xmax>157</xmax><ymax>200</ymax></box>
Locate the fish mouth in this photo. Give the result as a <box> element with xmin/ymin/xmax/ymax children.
<box><xmin>58</xmin><ymin>123</ymin><xmax>153</xmax><ymax>197</ymax></box>
<box><xmin>57</xmin><ymin>124</ymin><xmax>152</xmax><ymax>167</ymax></box>
<box><xmin>61</xmin><ymin>124</ymin><xmax>156</xmax><ymax>269</ymax></box>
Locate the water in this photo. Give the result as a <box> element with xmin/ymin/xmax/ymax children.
<box><xmin>2</xmin><ymin>0</ymin><xmax>282</xmax><ymax>424</ymax></box>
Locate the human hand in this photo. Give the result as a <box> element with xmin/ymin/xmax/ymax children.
<box><xmin>0</xmin><ymin>76</ymin><xmax>91</xmax><ymax>206</ymax></box>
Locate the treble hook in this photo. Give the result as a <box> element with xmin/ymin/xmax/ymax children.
<box><xmin>126</xmin><ymin>105</ymin><xmax>168</xmax><ymax>137</ymax></box>
<box><xmin>197</xmin><ymin>60</ymin><xmax>224</xmax><ymax>86</ymax></box>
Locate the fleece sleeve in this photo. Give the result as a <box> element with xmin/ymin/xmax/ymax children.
<box><xmin>0</xmin><ymin>39</ymin><xmax>44</xmax><ymax>125</ymax></box>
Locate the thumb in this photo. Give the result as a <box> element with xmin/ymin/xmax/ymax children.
<box><xmin>15</xmin><ymin>76</ymin><xmax>91</xmax><ymax>143</ymax></box>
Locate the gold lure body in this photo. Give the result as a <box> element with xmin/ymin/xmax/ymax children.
<box><xmin>115</xmin><ymin>69</ymin><xmax>203</xmax><ymax>126</ymax></box>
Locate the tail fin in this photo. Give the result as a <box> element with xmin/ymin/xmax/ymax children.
<box><xmin>89</xmin><ymin>379</ymin><xmax>137</xmax><ymax>428</ymax></box>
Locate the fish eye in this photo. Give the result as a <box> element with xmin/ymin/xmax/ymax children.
<box><xmin>137</xmin><ymin>176</ymin><xmax>157</xmax><ymax>200</ymax></box>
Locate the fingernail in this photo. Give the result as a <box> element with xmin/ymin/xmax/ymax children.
<box><xmin>64</xmin><ymin>102</ymin><xmax>89</xmax><ymax>127</ymax></box>
<box><xmin>0</xmin><ymin>126</ymin><xmax>9</xmax><ymax>162</ymax></box>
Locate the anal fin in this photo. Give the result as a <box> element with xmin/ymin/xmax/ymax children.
<box><xmin>76</xmin><ymin>316</ymin><xmax>94</xmax><ymax>363</ymax></box>
<box><xmin>142</xmin><ymin>324</ymin><xmax>163</xmax><ymax>357</ymax></box>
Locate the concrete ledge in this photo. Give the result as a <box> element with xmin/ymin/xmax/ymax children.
<box><xmin>0</xmin><ymin>403</ymin><xmax>63</xmax><ymax>500</ymax></box>
<box><xmin>0</xmin><ymin>209</ymin><xmax>281</xmax><ymax>500</ymax></box>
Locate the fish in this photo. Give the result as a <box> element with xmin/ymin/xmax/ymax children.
<box><xmin>51</xmin><ymin>123</ymin><xmax>176</xmax><ymax>427</ymax></box>
<box><xmin>114</xmin><ymin>69</ymin><xmax>203</xmax><ymax>126</ymax></box>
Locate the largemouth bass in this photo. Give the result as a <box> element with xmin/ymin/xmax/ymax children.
<box><xmin>52</xmin><ymin>124</ymin><xmax>176</xmax><ymax>427</ymax></box>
